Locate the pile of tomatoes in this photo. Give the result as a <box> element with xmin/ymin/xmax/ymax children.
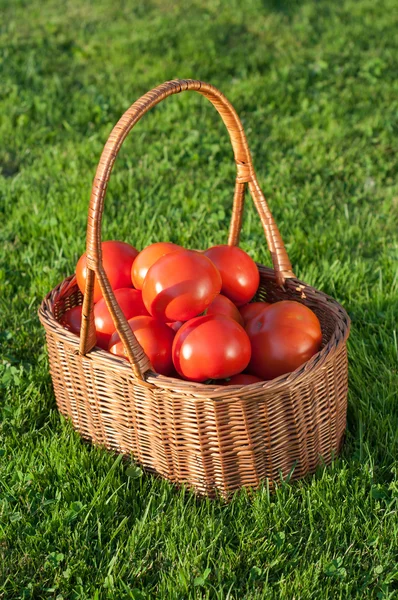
<box><xmin>61</xmin><ymin>240</ymin><xmax>322</xmax><ymax>384</ymax></box>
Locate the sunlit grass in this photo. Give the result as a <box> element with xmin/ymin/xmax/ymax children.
<box><xmin>1</xmin><ymin>0</ymin><xmax>398</xmax><ymax>597</ymax></box>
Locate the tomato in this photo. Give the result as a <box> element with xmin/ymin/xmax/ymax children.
<box><xmin>109</xmin><ymin>315</ymin><xmax>175</xmax><ymax>376</ymax></box>
<box><xmin>167</xmin><ymin>321</ymin><xmax>184</xmax><ymax>333</ymax></box>
<box><xmin>246</xmin><ymin>301</ymin><xmax>322</xmax><ymax>380</ymax></box>
<box><xmin>206</xmin><ymin>294</ymin><xmax>244</xmax><ymax>326</ymax></box>
<box><xmin>76</xmin><ymin>240</ymin><xmax>138</xmax><ymax>303</ymax></box>
<box><xmin>131</xmin><ymin>242</ymin><xmax>182</xmax><ymax>289</ymax></box>
<box><xmin>204</xmin><ymin>245</ymin><xmax>259</xmax><ymax>306</ymax></box>
<box><xmin>172</xmin><ymin>314</ymin><xmax>251</xmax><ymax>382</ymax></box>
<box><xmin>239</xmin><ymin>302</ymin><xmax>269</xmax><ymax>325</ymax></box>
<box><xmin>222</xmin><ymin>373</ymin><xmax>263</xmax><ymax>385</ymax></box>
<box><xmin>142</xmin><ymin>249</ymin><xmax>222</xmax><ymax>322</ymax></box>
<box><xmin>94</xmin><ymin>288</ymin><xmax>149</xmax><ymax>349</ymax></box>
<box><xmin>60</xmin><ymin>305</ymin><xmax>82</xmax><ymax>334</ymax></box>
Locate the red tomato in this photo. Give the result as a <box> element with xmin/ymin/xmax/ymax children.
<box><xmin>109</xmin><ymin>315</ymin><xmax>175</xmax><ymax>376</ymax></box>
<box><xmin>172</xmin><ymin>314</ymin><xmax>251</xmax><ymax>382</ymax></box>
<box><xmin>239</xmin><ymin>302</ymin><xmax>270</xmax><ymax>325</ymax></box>
<box><xmin>246</xmin><ymin>301</ymin><xmax>322</xmax><ymax>380</ymax></box>
<box><xmin>131</xmin><ymin>242</ymin><xmax>182</xmax><ymax>289</ymax></box>
<box><xmin>60</xmin><ymin>305</ymin><xmax>82</xmax><ymax>334</ymax></box>
<box><xmin>94</xmin><ymin>288</ymin><xmax>149</xmax><ymax>350</ymax></box>
<box><xmin>76</xmin><ymin>241</ymin><xmax>138</xmax><ymax>303</ymax></box>
<box><xmin>222</xmin><ymin>374</ymin><xmax>263</xmax><ymax>385</ymax></box>
<box><xmin>206</xmin><ymin>294</ymin><xmax>244</xmax><ymax>326</ymax></box>
<box><xmin>142</xmin><ymin>250</ymin><xmax>222</xmax><ymax>322</ymax></box>
<box><xmin>204</xmin><ymin>245</ymin><xmax>259</xmax><ymax>306</ymax></box>
<box><xmin>167</xmin><ymin>321</ymin><xmax>184</xmax><ymax>333</ymax></box>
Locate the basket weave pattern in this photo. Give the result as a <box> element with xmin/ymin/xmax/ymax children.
<box><xmin>39</xmin><ymin>80</ymin><xmax>350</xmax><ymax>497</ymax></box>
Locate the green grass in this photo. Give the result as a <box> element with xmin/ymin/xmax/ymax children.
<box><xmin>1</xmin><ymin>0</ymin><xmax>398</xmax><ymax>597</ymax></box>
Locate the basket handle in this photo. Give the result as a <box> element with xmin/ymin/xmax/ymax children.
<box><xmin>79</xmin><ymin>79</ymin><xmax>295</xmax><ymax>379</ymax></box>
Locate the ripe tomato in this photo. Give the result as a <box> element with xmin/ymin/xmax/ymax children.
<box><xmin>142</xmin><ymin>250</ymin><xmax>222</xmax><ymax>322</ymax></box>
<box><xmin>131</xmin><ymin>242</ymin><xmax>182</xmax><ymax>289</ymax></box>
<box><xmin>167</xmin><ymin>321</ymin><xmax>184</xmax><ymax>333</ymax></box>
<box><xmin>76</xmin><ymin>240</ymin><xmax>138</xmax><ymax>303</ymax></box>
<box><xmin>246</xmin><ymin>301</ymin><xmax>322</xmax><ymax>380</ymax></box>
<box><xmin>222</xmin><ymin>373</ymin><xmax>263</xmax><ymax>385</ymax></box>
<box><xmin>109</xmin><ymin>315</ymin><xmax>175</xmax><ymax>376</ymax></box>
<box><xmin>206</xmin><ymin>294</ymin><xmax>244</xmax><ymax>326</ymax></box>
<box><xmin>94</xmin><ymin>288</ymin><xmax>149</xmax><ymax>350</ymax></box>
<box><xmin>204</xmin><ymin>245</ymin><xmax>259</xmax><ymax>306</ymax></box>
<box><xmin>172</xmin><ymin>314</ymin><xmax>251</xmax><ymax>382</ymax></box>
<box><xmin>239</xmin><ymin>302</ymin><xmax>269</xmax><ymax>326</ymax></box>
<box><xmin>60</xmin><ymin>305</ymin><xmax>82</xmax><ymax>334</ymax></box>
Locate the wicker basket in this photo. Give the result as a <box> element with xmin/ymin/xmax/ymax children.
<box><xmin>39</xmin><ymin>79</ymin><xmax>350</xmax><ymax>497</ymax></box>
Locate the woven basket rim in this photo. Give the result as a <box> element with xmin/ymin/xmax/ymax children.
<box><xmin>38</xmin><ymin>265</ymin><xmax>350</xmax><ymax>399</ymax></box>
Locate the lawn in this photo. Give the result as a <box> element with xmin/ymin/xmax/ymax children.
<box><xmin>1</xmin><ymin>0</ymin><xmax>398</xmax><ymax>597</ymax></box>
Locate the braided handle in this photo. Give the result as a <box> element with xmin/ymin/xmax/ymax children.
<box><xmin>79</xmin><ymin>79</ymin><xmax>294</xmax><ymax>379</ymax></box>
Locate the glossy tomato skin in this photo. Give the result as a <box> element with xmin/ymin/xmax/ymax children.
<box><xmin>204</xmin><ymin>245</ymin><xmax>259</xmax><ymax>306</ymax></box>
<box><xmin>142</xmin><ymin>250</ymin><xmax>222</xmax><ymax>322</ymax></box>
<box><xmin>109</xmin><ymin>315</ymin><xmax>175</xmax><ymax>376</ymax></box>
<box><xmin>94</xmin><ymin>288</ymin><xmax>149</xmax><ymax>350</ymax></box>
<box><xmin>132</xmin><ymin>242</ymin><xmax>181</xmax><ymax>289</ymax></box>
<box><xmin>222</xmin><ymin>373</ymin><xmax>263</xmax><ymax>385</ymax></box>
<box><xmin>61</xmin><ymin>305</ymin><xmax>82</xmax><ymax>334</ymax></box>
<box><xmin>76</xmin><ymin>241</ymin><xmax>138</xmax><ymax>303</ymax></box>
<box><xmin>246</xmin><ymin>301</ymin><xmax>322</xmax><ymax>380</ymax></box>
<box><xmin>239</xmin><ymin>302</ymin><xmax>269</xmax><ymax>326</ymax></box>
<box><xmin>206</xmin><ymin>294</ymin><xmax>244</xmax><ymax>326</ymax></box>
<box><xmin>172</xmin><ymin>314</ymin><xmax>251</xmax><ymax>382</ymax></box>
